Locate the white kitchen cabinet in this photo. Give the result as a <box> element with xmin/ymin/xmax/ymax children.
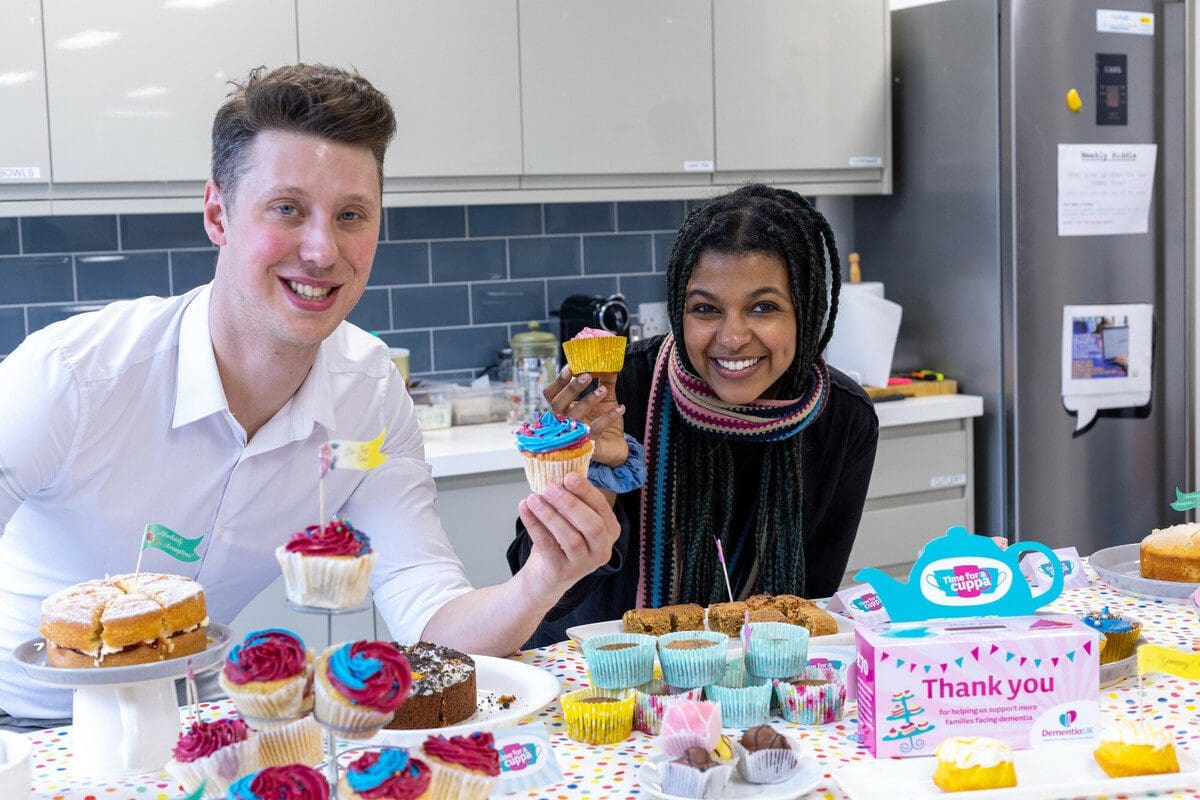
<box><xmin>0</xmin><ymin>0</ymin><xmax>51</xmax><ymax>199</ymax></box>
<box><xmin>714</xmin><ymin>0</ymin><xmax>891</xmax><ymax>189</ymax></box>
<box><xmin>42</xmin><ymin>0</ymin><xmax>297</xmax><ymax>184</ymax></box>
<box><xmin>518</xmin><ymin>0</ymin><xmax>714</xmax><ymax>180</ymax></box>
<box><xmin>297</xmin><ymin>0</ymin><xmax>522</xmax><ymax>181</ymax></box>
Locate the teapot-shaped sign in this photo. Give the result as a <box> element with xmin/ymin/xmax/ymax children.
<box><xmin>855</xmin><ymin>525</ymin><xmax>1064</xmax><ymax>622</ymax></box>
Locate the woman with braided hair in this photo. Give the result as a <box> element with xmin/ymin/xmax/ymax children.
<box><xmin>510</xmin><ymin>184</ymin><xmax>879</xmax><ymax>647</ymax></box>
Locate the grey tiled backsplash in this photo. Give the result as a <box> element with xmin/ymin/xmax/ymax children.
<box><xmin>0</xmin><ymin>201</ymin><xmax>676</xmax><ymax>378</ymax></box>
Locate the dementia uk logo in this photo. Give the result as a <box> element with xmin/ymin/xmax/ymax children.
<box><xmin>1043</xmin><ymin>708</ymin><xmax>1094</xmax><ymax>738</ymax></box>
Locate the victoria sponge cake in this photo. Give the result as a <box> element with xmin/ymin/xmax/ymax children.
<box><xmin>1140</xmin><ymin>523</ymin><xmax>1200</xmax><ymax>583</ymax></box>
<box><xmin>39</xmin><ymin>573</ymin><xmax>208</xmax><ymax>667</ymax></box>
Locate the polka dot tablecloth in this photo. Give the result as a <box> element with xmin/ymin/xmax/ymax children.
<box><xmin>21</xmin><ymin>570</ymin><xmax>1200</xmax><ymax>799</ymax></box>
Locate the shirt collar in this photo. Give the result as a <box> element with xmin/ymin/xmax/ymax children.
<box><xmin>172</xmin><ymin>285</ymin><xmax>228</xmax><ymax>429</ymax></box>
<box><xmin>172</xmin><ymin>284</ymin><xmax>338</xmax><ymax>438</ymax></box>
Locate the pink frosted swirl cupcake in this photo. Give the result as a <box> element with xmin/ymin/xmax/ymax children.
<box><xmin>275</xmin><ymin>518</ymin><xmax>377</xmax><ymax>609</ymax></box>
<box><xmin>315</xmin><ymin>641</ymin><xmax>412</xmax><ymax>738</ymax></box>
<box><xmin>219</xmin><ymin>628</ymin><xmax>314</xmax><ymax>723</ymax></box>
<box><xmin>421</xmin><ymin>732</ymin><xmax>501</xmax><ymax>799</ymax></box>
<box><xmin>227</xmin><ymin>764</ymin><xmax>328</xmax><ymax>799</ymax></box>
<box><xmin>338</xmin><ymin>748</ymin><xmax>431</xmax><ymax>800</ymax></box>
<box><xmin>165</xmin><ymin>717</ymin><xmax>260</xmax><ymax>796</ymax></box>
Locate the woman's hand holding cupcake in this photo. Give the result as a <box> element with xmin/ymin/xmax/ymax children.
<box><xmin>543</xmin><ymin>366</ymin><xmax>628</xmax><ymax>468</ymax></box>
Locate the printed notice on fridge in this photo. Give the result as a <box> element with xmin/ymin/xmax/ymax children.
<box><xmin>1057</xmin><ymin>144</ymin><xmax>1156</xmax><ymax>237</ymax></box>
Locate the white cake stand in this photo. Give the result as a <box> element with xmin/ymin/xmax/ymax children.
<box><xmin>11</xmin><ymin>622</ymin><xmax>235</xmax><ymax>779</ymax></box>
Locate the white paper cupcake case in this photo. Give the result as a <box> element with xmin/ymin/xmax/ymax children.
<box><xmin>521</xmin><ymin>443</ymin><xmax>593</xmax><ymax>494</ymax></box>
<box><xmin>314</xmin><ymin>674</ymin><xmax>393</xmax><ymax>740</ymax></box>
<box><xmin>275</xmin><ymin>547</ymin><xmax>376</xmax><ymax>609</ymax></box>
<box><xmin>657</xmin><ymin>759</ymin><xmax>735</xmax><ymax>799</ymax></box>
<box><xmin>256</xmin><ymin>715</ymin><xmax>324</xmax><ymax>767</ymax></box>
<box><xmin>422</xmin><ymin>756</ymin><xmax>498</xmax><ymax>800</ymax></box>
<box><xmin>166</xmin><ymin>735</ymin><xmax>261</xmax><ymax>797</ymax></box>
<box><xmin>219</xmin><ymin>666</ymin><xmax>311</xmax><ymax>724</ymax></box>
<box><xmin>731</xmin><ymin>738</ymin><xmax>801</xmax><ymax>784</ymax></box>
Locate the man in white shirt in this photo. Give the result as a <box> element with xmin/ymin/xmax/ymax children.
<box><xmin>0</xmin><ymin>65</ymin><xmax>622</xmax><ymax>724</ymax></box>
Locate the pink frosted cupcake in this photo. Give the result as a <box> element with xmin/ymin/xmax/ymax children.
<box><xmin>226</xmin><ymin>763</ymin><xmax>328</xmax><ymax>798</ymax></box>
<box><xmin>562</xmin><ymin>327</ymin><xmax>627</xmax><ymax>374</ymax></box>
<box><xmin>275</xmin><ymin>518</ymin><xmax>377</xmax><ymax>609</ymax></box>
<box><xmin>337</xmin><ymin>748</ymin><xmax>432</xmax><ymax>799</ymax></box>
<box><xmin>165</xmin><ymin>717</ymin><xmax>260</xmax><ymax>796</ymax></box>
<box><xmin>314</xmin><ymin>641</ymin><xmax>412</xmax><ymax>738</ymax></box>
<box><xmin>219</xmin><ymin>628</ymin><xmax>313</xmax><ymax>723</ymax></box>
<box><xmin>515</xmin><ymin>412</ymin><xmax>594</xmax><ymax>494</ymax></box>
<box><xmin>421</xmin><ymin>732</ymin><xmax>501</xmax><ymax>800</ymax></box>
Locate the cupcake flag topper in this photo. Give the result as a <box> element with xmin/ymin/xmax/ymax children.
<box><xmin>184</xmin><ymin>661</ymin><xmax>200</xmax><ymax>724</ymax></box>
<box><xmin>1169</xmin><ymin>486</ymin><xmax>1200</xmax><ymax>511</ymax></box>
<box><xmin>182</xmin><ymin>782</ymin><xmax>207</xmax><ymax>800</ymax></box>
<box><xmin>714</xmin><ymin>537</ymin><xmax>734</xmax><ymax>604</ymax></box>
<box><xmin>742</xmin><ymin>609</ymin><xmax>751</xmax><ymax>657</ymax></box>
<box><xmin>317</xmin><ymin>428</ymin><xmax>389</xmax><ymax>524</ymax></box>
<box><xmin>1136</xmin><ymin>643</ymin><xmax>1200</xmax><ymax>718</ymax></box>
<box><xmin>134</xmin><ymin>522</ymin><xmax>202</xmax><ymax>574</ymax></box>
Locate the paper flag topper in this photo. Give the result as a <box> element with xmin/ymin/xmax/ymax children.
<box><xmin>320</xmin><ymin>429</ymin><xmax>389</xmax><ymax>477</ymax></box>
<box><xmin>142</xmin><ymin>523</ymin><xmax>202</xmax><ymax>563</ymax></box>
<box><xmin>855</xmin><ymin>525</ymin><xmax>1064</xmax><ymax>622</ymax></box>
<box><xmin>1170</xmin><ymin>487</ymin><xmax>1200</xmax><ymax>512</ymax></box>
<box><xmin>1138</xmin><ymin>644</ymin><xmax>1200</xmax><ymax>680</ymax></box>
<box><xmin>181</xmin><ymin>780</ymin><xmax>207</xmax><ymax>800</ymax></box>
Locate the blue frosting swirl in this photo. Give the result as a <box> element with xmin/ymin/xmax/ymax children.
<box><xmin>515</xmin><ymin>411</ymin><xmax>589</xmax><ymax>454</ymax></box>
<box><xmin>226</xmin><ymin>773</ymin><xmax>258</xmax><ymax>799</ymax></box>
<box><xmin>329</xmin><ymin>642</ymin><xmax>382</xmax><ymax>691</ymax></box>
<box><xmin>347</xmin><ymin>748</ymin><xmax>417</xmax><ymax>791</ymax></box>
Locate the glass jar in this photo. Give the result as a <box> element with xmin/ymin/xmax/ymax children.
<box><xmin>509</xmin><ymin>322</ymin><xmax>560</xmax><ymax>425</ymax></box>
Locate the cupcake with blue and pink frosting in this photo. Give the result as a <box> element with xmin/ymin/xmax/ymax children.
<box><xmin>275</xmin><ymin>518</ymin><xmax>377</xmax><ymax>609</ymax></box>
<box><xmin>226</xmin><ymin>764</ymin><xmax>328</xmax><ymax>799</ymax></box>
<box><xmin>314</xmin><ymin>640</ymin><xmax>412</xmax><ymax>738</ymax></box>
<box><xmin>219</xmin><ymin>628</ymin><xmax>313</xmax><ymax>722</ymax></box>
<box><xmin>337</xmin><ymin>748</ymin><xmax>431</xmax><ymax>799</ymax></box>
<box><xmin>515</xmin><ymin>412</ymin><xmax>594</xmax><ymax>494</ymax></box>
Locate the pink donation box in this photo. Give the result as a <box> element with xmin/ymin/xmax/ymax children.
<box><xmin>856</xmin><ymin>614</ymin><xmax>1100</xmax><ymax>758</ymax></box>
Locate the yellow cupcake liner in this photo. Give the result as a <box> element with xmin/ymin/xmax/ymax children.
<box><xmin>560</xmin><ymin>687</ymin><xmax>636</xmax><ymax>745</ymax></box>
<box><xmin>1100</xmin><ymin>623</ymin><xmax>1141</xmax><ymax>663</ymax></box>
<box><xmin>563</xmin><ymin>336</ymin><xmax>627</xmax><ymax>374</ymax></box>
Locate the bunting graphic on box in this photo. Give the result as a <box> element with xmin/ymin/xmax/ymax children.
<box><xmin>879</xmin><ymin>638</ymin><xmax>1093</xmax><ymax>676</ymax></box>
<box><xmin>319</xmin><ymin>429</ymin><xmax>389</xmax><ymax>477</ymax></box>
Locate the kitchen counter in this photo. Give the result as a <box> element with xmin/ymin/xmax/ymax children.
<box><xmin>422</xmin><ymin>394</ymin><xmax>983</xmax><ymax>478</ymax></box>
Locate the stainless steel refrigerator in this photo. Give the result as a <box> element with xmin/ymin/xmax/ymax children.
<box><xmin>855</xmin><ymin>0</ymin><xmax>1189</xmax><ymax>550</ymax></box>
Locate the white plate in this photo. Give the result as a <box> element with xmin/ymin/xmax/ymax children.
<box><xmin>566</xmin><ymin>613</ymin><xmax>857</xmax><ymax>650</ymax></box>
<box><xmin>639</xmin><ymin>752</ymin><xmax>823</xmax><ymax>800</ymax></box>
<box><xmin>11</xmin><ymin>623</ymin><xmax>235</xmax><ymax>687</ymax></box>
<box><xmin>1090</xmin><ymin>543</ymin><xmax>1199</xmax><ymax>601</ymax></box>
<box><xmin>362</xmin><ymin>655</ymin><xmax>560</xmax><ymax>746</ymax></box>
<box><xmin>834</xmin><ymin>743</ymin><xmax>1200</xmax><ymax>799</ymax></box>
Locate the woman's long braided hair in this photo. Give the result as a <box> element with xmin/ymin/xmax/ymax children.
<box><xmin>662</xmin><ymin>184</ymin><xmax>841</xmax><ymax>603</ymax></box>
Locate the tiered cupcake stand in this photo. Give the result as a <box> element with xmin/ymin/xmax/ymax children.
<box><xmin>277</xmin><ymin>598</ymin><xmax>385</xmax><ymax>796</ymax></box>
<box><xmin>12</xmin><ymin>623</ymin><xmax>236</xmax><ymax>779</ymax></box>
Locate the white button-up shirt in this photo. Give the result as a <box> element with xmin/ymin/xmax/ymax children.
<box><xmin>0</xmin><ymin>285</ymin><xmax>472</xmax><ymax>719</ymax></box>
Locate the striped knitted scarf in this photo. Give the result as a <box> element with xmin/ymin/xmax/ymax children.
<box><xmin>635</xmin><ymin>333</ymin><xmax>830</xmax><ymax>608</ymax></box>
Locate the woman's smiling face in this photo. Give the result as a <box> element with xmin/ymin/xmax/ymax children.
<box><xmin>681</xmin><ymin>250</ymin><xmax>797</xmax><ymax>404</ymax></box>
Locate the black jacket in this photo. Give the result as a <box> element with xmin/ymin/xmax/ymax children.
<box><xmin>508</xmin><ymin>335</ymin><xmax>879</xmax><ymax>647</ymax></box>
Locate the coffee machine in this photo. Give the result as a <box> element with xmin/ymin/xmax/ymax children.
<box><xmin>555</xmin><ymin>293</ymin><xmax>631</xmax><ymax>344</ymax></box>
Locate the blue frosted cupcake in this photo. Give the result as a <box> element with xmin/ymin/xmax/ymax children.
<box><xmin>583</xmin><ymin>633</ymin><xmax>656</xmax><ymax>689</ymax></box>
<box><xmin>775</xmin><ymin>663</ymin><xmax>848</xmax><ymax>724</ymax></box>
<box><xmin>657</xmin><ymin>631</ymin><xmax>727</xmax><ymax>689</ymax></box>
<box><xmin>744</xmin><ymin>621</ymin><xmax>809</xmax><ymax>679</ymax></box>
